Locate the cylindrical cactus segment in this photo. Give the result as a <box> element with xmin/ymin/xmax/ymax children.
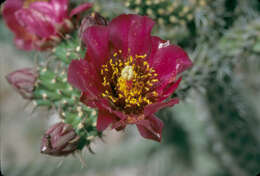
<box><xmin>33</xmin><ymin>32</ymin><xmax>100</xmax><ymax>154</ymax></box>
<box><xmin>205</xmin><ymin>77</ymin><xmax>260</xmax><ymax>176</ymax></box>
<box><xmin>124</xmin><ymin>0</ymin><xmax>205</xmax><ymax>26</ymax></box>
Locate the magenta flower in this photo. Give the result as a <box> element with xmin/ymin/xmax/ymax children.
<box><xmin>6</xmin><ymin>68</ymin><xmax>38</xmax><ymax>99</ymax></box>
<box><xmin>2</xmin><ymin>0</ymin><xmax>92</xmax><ymax>51</ymax></box>
<box><xmin>68</xmin><ymin>14</ymin><xmax>192</xmax><ymax>142</ymax></box>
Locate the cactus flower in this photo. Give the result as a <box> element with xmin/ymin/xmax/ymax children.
<box><xmin>2</xmin><ymin>0</ymin><xmax>92</xmax><ymax>51</ymax></box>
<box><xmin>6</xmin><ymin>68</ymin><xmax>37</xmax><ymax>99</ymax></box>
<box><xmin>68</xmin><ymin>14</ymin><xmax>192</xmax><ymax>142</ymax></box>
<box><xmin>40</xmin><ymin>122</ymin><xmax>80</xmax><ymax>156</ymax></box>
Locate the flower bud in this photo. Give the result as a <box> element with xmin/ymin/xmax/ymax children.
<box><xmin>79</xmin><ymin>12</ymin><xmax>108</xmax><ymax>40</ymax></box>
<box><xmin>6</xmin><ymin>68</ymin><xmax>37</xmax><ymax>99</ymax></box>
<box><xmin>40</xmin><ymin>122</ymin><xmax>80</xmax><ymax>156</ymax></box>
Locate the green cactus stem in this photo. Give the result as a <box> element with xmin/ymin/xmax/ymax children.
<box><xmin>33</xmin><ymin>33</ymin><xmax>100</xmax><ymax>152</ymax></box>
<box><xmin>205</xmin><ymin>77</ymin><xmax>260</xmax><ymax>176</ymax></box>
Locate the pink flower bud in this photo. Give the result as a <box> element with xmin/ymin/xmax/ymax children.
<box><xmin>6</xmin><ymin>68</ymin><xmax>37</xmax><ymax>99</ymax></box>
<box><xmin>40</xmin><ymin>122</ymin><xmax>80</xmax><ymax>156</ymax></box>
<box><xmin>79</xmin><ymin>12</ymin><xmax>108</xmax><ymax>41</ymax></box>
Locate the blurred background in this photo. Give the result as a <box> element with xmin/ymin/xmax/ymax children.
<box><xmin>1</xmin><ymin>0</ymin><xmax>260</xmax><ymax>176</ymax></box>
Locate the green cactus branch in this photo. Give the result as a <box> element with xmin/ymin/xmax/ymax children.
<box><xmin>205</xmin><ymin>76</ymin><xmax>260</xmax><ymax>176</ymax></box>
<box><xmin>32</xmin><ymin>33</ymin><xmax>100</xmax><ymax>151</ymax></box>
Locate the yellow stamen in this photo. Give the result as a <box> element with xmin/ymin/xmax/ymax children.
<box><xmin>135</xmin><ymin>54</ymin><xmax>147</xmax><ymax>59</ymax></box>
<box><xmin>100</xmin><ymin>51</ymin><xmax>159</xmax><ymax>113</ymax></box>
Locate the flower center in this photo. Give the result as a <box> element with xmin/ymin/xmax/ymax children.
<box><xmin>24</xmin><ymin>0</ymin><xmax>49</xmax><ymax>7</ymax></box>
<box><xmin>101</xmin><ymin>50</ymin><xmax>159</xmax><ymax>114</ymax></box>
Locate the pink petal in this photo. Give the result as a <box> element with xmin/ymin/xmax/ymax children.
<box><xmin>68</xmin><ymin>59</ymin><xmax>103</xmax><ymax>98</ymax></box>
<box><xmin>29</xmin><ymin>2</ymin><xmax>57</xmax><ymax>22</ymax></box>
<box><xmin>2</xmin><ymin>0</ymin><xmax>27</xmax><ymax>37</ymax></box>
<box><xmin>2</xmin><ymin>0</ymin><xmax>23</xmax><ymax>25</ymax></box>
<box><xmin>97</xmin><ymin>110</ymin><xmax>116</xmax><ymax>131</ymax></box>
<box><xmin>80</xmin><ymin>92</ymin><xmax>99</xmax><ymax>108</ymax></box>
<box><xmin>14</xmin><ymin>36</ymin><xmax>34</xmax><ymax>51</ymax></box>
<box><xmin>80</xmin><ymin>96</ymin><xmax>127</xmax><ymax>130</ymax></box>
<box><xmin>51</xmin><ymin>0</ymin><xmax>68</xmax><ymax>22</ymax></box>
<box><xmin>69</xmin><ymin>2</ymin><xmax>93</xmax><ymax>18</ymax></box>
<box><xmin>111</xmin><ymin>119</ymin><xmax>126</xmax><ymax>130</ymax></box>
<box><xmin>157</xmin><ymin>77</ymin><xmax>182</xmax><ymax>101</ymax></box>
<box><xmin>148</xmin><ymin>115</ymin><xmax>164</xmax><ymax>134</ymax></box>
<box><xmin>108</xmin><ymin>14</ymin><xmax>132</xmax><ymax>57</ymax></box>
<box><xmin>148</xmin><ymin>36</ymin><xmax>167</xmax><ymax>64</ymax></box>
<box><xmin>127</xmin><ymin>15</ymin><xmax>155</xmax><ymax>56</ymax></box>
<box><xmin>15</xmin><ymin>8</ymin><xmax>56</xmax><ymax>38</ymax></box>
<box><xmin>149</xmin><ymin>45</ymin><xmax>192</xmax><ymax>85</ymax></box>
<box><xmin>108</xmin><ymin>14</ymin><xmax>155</xmax><ymax>57</ymax></box>
<box><xmin>144</xmin><ymin>98</ymin><xmax>179</xmax><ymax>116</ymax></box>
<box><xmin>136</xmin><ymin>115</ymin><xmax>164</xmax><ymax>142</ymax></box>
<box><xmin>80</xmin><ymin>93</ymin><xmax>128</xmax><ymax>123</ymax></box>
<box><xmin>93</xmin><ymin>98</ymin><xmax>128</xmax><ymax>120</ymax></box>
<box><xmin>99</xmin><ymin>100</ymin><xmax>127</xmax><ymax>120</ymax></box>
<box><xmin>83</xmin><ymin>26</ymin><xmax>110</xmax><ymax>69</ymax></box>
